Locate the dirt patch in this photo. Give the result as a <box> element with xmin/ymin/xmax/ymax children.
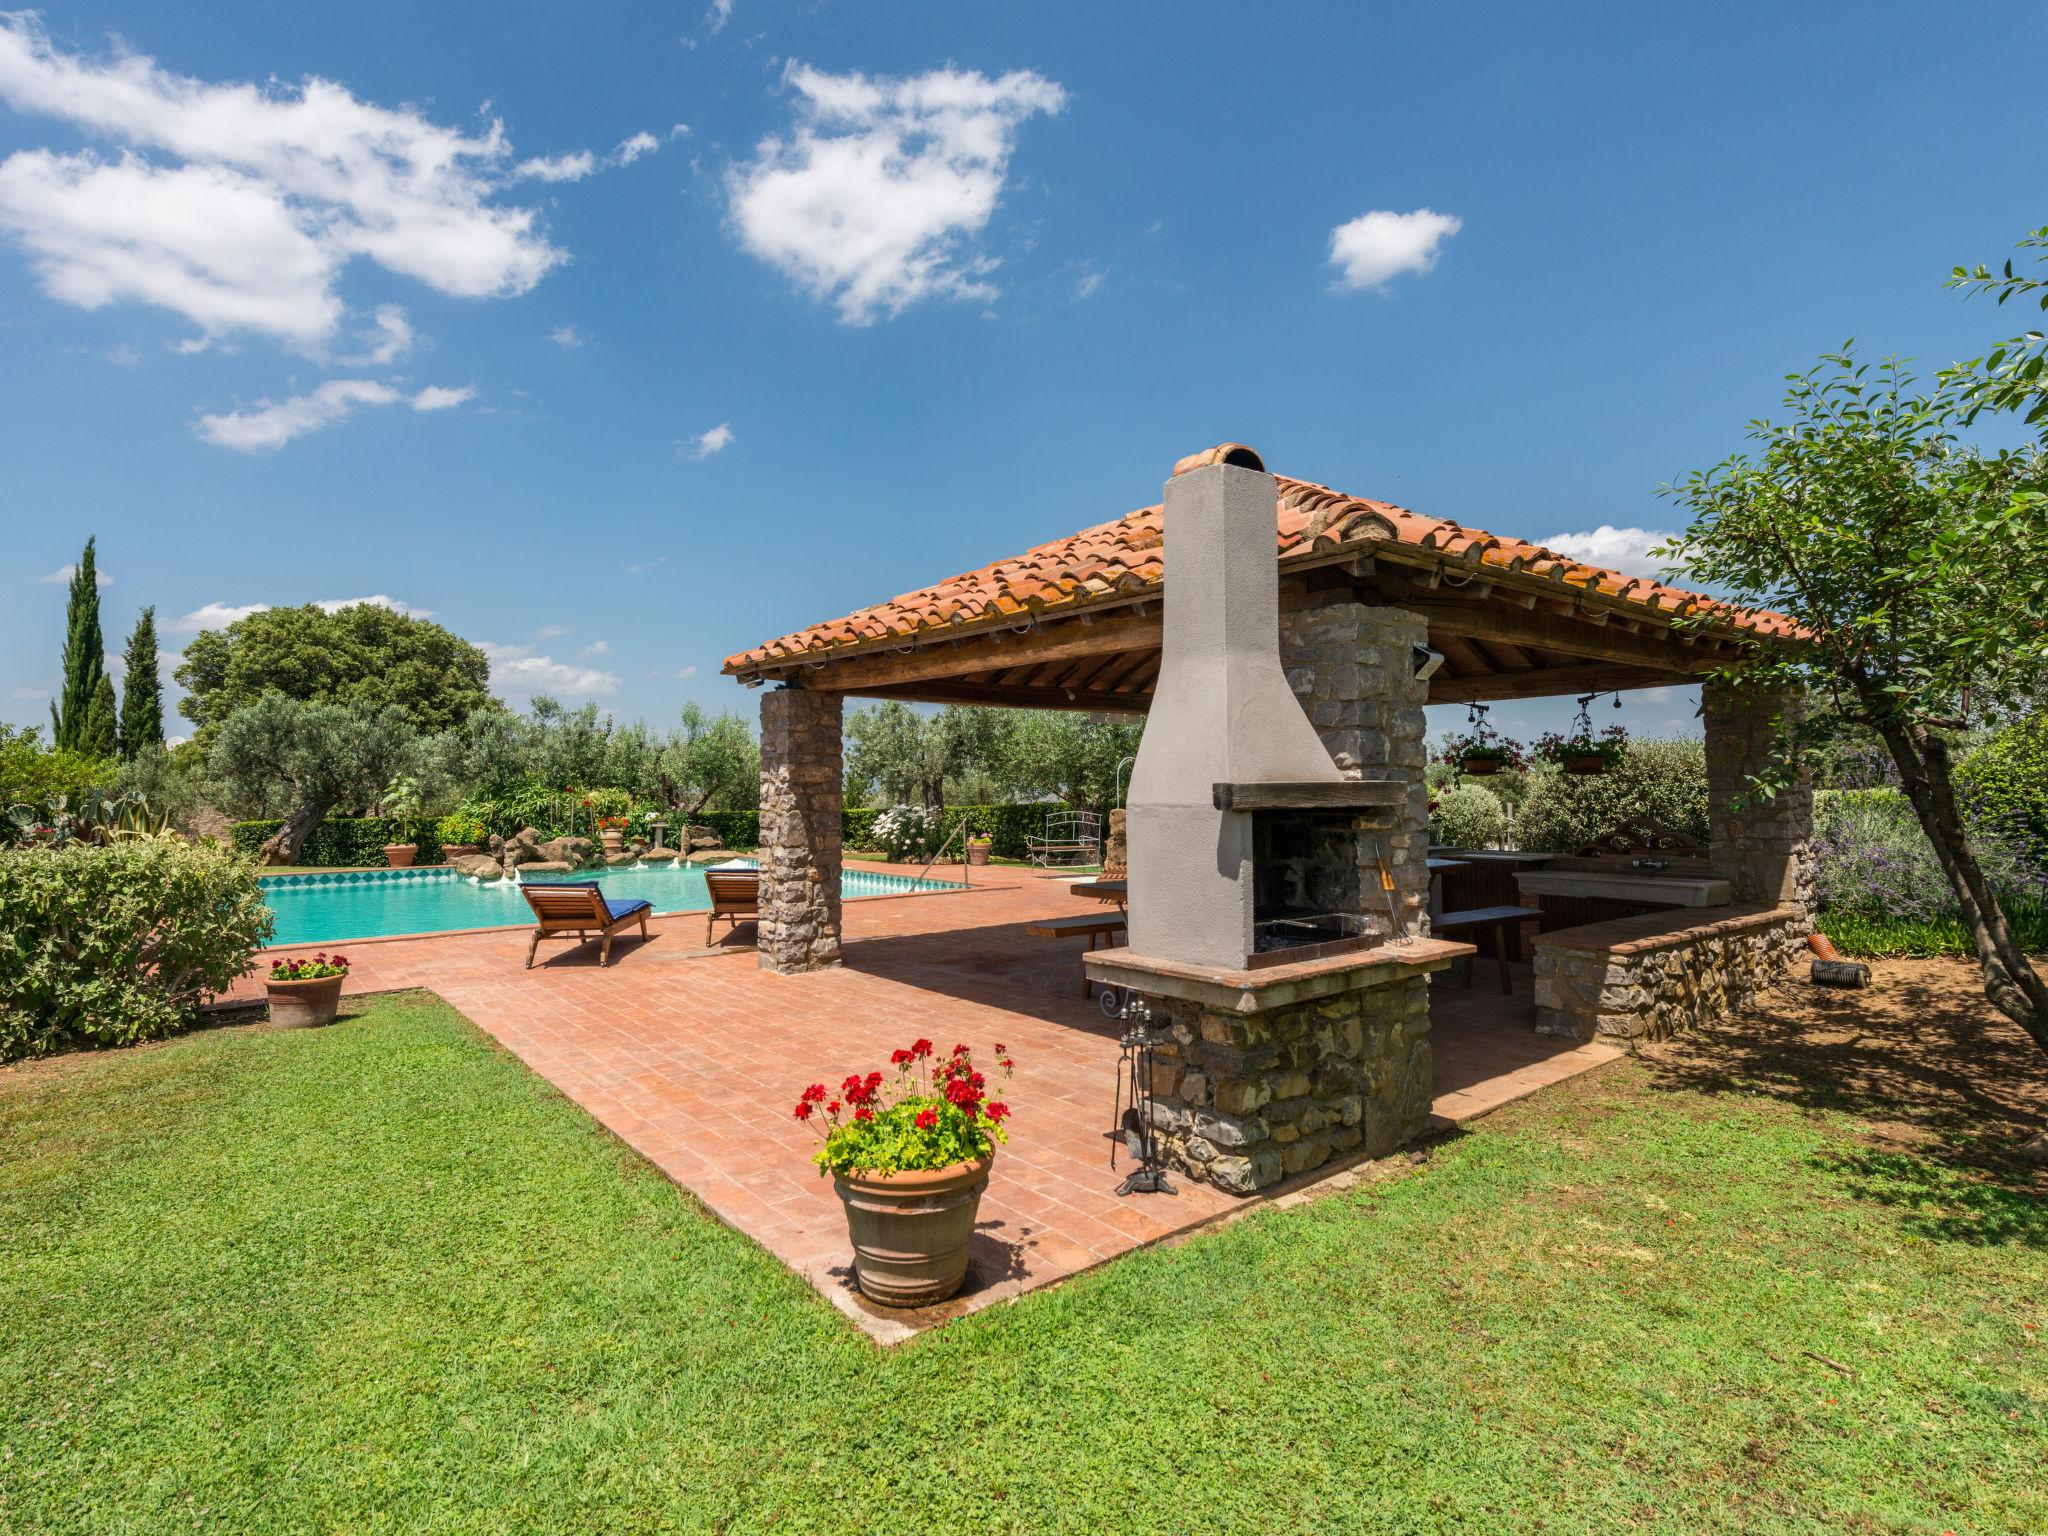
<box><xmin>1642</xmin><ymin>955</ymin><xmax>2048</xmax><ymax>1191</ymax></box>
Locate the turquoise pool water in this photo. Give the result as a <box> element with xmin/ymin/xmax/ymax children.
<box><xmin>259</xmin><ymin>862</ymin><xmax>962</xmax><ymax>947</ymax></box>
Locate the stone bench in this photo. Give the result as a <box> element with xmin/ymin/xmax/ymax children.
<box><xmin>1530</xmin><ymin>904</ymin><xmax>1809</xmax><ymax>1044</ymax></box>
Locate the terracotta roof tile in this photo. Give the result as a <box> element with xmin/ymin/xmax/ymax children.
<box><xmin>724</xmin><ymin>462</ymin><xmax>1799</xmax><ymax>673</ymax></box>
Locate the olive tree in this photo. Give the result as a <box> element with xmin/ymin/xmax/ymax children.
<box><xmin>1663</xmin><ymin>352</ymin><xmax>2048</xmax><ymax>1053</ymax></box>
<box><xmin>206</xmin><ymin>694</ymin><xmax>419</xmax><ymax>864</ymax></box>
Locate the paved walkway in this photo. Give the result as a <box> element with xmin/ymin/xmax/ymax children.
<box><xmin>232</xmin><ymin>863</ymin><xmax>1617</xmax><ymax>1340</ymax></box>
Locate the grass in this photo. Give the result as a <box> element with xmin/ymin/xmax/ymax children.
<box><xmin>1818</xmin><ymin>896</ymin><xmax>2048</xmax><ymax>959</ymax></box>
<box><xmin>3</xmin><ymin>994</ymin><xmax>2042</xmax><ymax>1534</ymax></box>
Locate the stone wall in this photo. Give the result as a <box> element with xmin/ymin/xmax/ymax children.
<box><xmin>1703</xmin><ymin>678</ymin><xmax>1815</xmax><ymax>915</ymax></box>
<box><xmin>1136</xmin><ymin>973</ymin><xmax>1432</xmax><ymax>1193</ymax></box>
<box><xmin>757</xmin><ymin>686</ymin><xmax>844</xmax><ymax>974</ymax></box>
<box><xmin>1531</xmin><ymin>904</ymin><xmax>1807</xmax><ymax>1044</ymax></box>
<box><xmin>1279</xmin><ymin>600</ymin><xmax>1431</xmax><ymax>938</ymax></box>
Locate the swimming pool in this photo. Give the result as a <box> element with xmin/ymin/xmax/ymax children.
<box><xmin>258</xmin><ymin>862</ymin><xmax>963</xmax><ymax>947</ymax></box>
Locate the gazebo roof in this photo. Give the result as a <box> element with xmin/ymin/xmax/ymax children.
<box><xmin>724</xmin><ymin>447</ymin><xmax>1797</xmax><ymax>711</ymax></box>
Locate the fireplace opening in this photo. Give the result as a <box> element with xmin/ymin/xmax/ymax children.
<box><xmin>1248</xmin><ymin>808</ymin><xmax>1393</xmax><ymax>968</ymax></box>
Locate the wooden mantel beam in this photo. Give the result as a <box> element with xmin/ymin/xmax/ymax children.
<box><xmin>1427</xmin><ymin>661</ymin><xmax>1689</xmax><ymax>704</ymax></box>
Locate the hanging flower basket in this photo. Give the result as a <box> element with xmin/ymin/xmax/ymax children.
<box><xmin>1438</xmin><ymin>727</ymin><xmax>1526</xmax><ymax>779</ymax></box>
<box><xmin>1563</xmin><ymin>753</ymin><xmax>1611</xmax><ymax>776</ymax></box>
<box><xmin>1536</xmin><ymin>724</ymin><xmax>1629</xmax><ymax>777</ymax></box>
<box><xmin>1459</xmin><ymin>751</ymin><xmax>1506</xmax><ymax>776</ymax></box>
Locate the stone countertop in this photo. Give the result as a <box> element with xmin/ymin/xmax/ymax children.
<box><xmin>1514</xmin><ymin>868</ymin><xmax>1733</xmax><ymax>907</ymax></box>
<box><xmin>1084</xmin><ymin>936</ymin><xmax>1471</xmax><ymax>1015</ymax></box>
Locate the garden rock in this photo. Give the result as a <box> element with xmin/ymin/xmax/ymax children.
<box><xmin>605</xmin><ymin>851</ymin><xmax>636</xmax><ymax>866</ymax></box>
<box><xmin>452</xmin><ymin>855</ymin><xmax>503</xmax><ymax>879</ymax></box>
<box><xmin>538</xmin><ymin>835</ymin><xmax>596</xmax><ymax>869</ymax></box>
<box><xmin>522</xmin><ymin>861</ymin><xmax>572</xmax><ymax>875</ymax></box>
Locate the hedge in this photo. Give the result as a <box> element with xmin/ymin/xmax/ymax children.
<box><xmin>692</xmin><ymin>805</ymin><xmax>1097</xmax><ymax>858</ymax></box>
<box><xmin>0</xmin><ymin>840</ymin><xmax>273</xmax><ymax>1061</ymax></box>
<box><xmin>229</xmin><ymin>817</ymin><xmax>440</xmax><ymax>868</ymax></box>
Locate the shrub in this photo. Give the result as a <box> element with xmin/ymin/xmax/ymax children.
<box><xmin>1513</xmin><ymin>739</ymin><xmax>1708</xmax><ymax>855</ymax></box>
<box><xmin>1956</xmin><ymin>711</ymin><xmax>2048</xmax><ymax>845</ymax></box>
<box><xmin>872</xmin><ymin>806</ymin><xmax>941</xmax><ymax>861</ymax></box>
<box><xmin>435</xmin><ymin>813</ymin><xmax>486</xmax><ymax>847</ymax></box>
<box><xmin>1430</xmin><ymin>783</ymin><xmax>1508</xmax><ymax>849</ymax></box>
<box><xmin>0</xmin><ymin>840</ymin><xmax>272</xmax><ymax>1061</ymax></box>
<box><xmin>229</xmin><ymin>817</ymin><xmax>419</xmax><ymax>868</ymax></box>
<box><xmin>0</xmin><ymin>723</ymin><xmax>115</xmax><ymax>813</ymax></box>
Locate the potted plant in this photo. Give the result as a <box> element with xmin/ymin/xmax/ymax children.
<box><xmin>596</xmin><ymin>814</ymin><xmax>630</xmax><ymax>854</ymax></box>
<box><xmin>797</xmin><ymin>1038</ymin><xmax>1014</xmax><ymax>1307</ymax></box>
<box><xmin>266</xmin><ymin>952</ymin><xmax>349</xmax><ymax>1027</ymax></box>
<box><xmin>435</xmin><ymin>812</ymin><xmax>486</xmax><ymax>859</ymax></box>
<box><xmin>377</xmin><ymin>775</ymin><xmax>425</xmax><ymax>867</ymax></box>
<box><xmin>965</xmin><ymin>832</ymin><xmax>992</xmax><ymax>866</ymax></box>
<box><xmin>1437</xmin><ymin>727</ymin><xmax>1525</xmax><ymax>778</ymax></box>
<box><xmin>1535</xmin><ymin>722</ymin><xmax>1629</xmax><ymax>776</ymax></box>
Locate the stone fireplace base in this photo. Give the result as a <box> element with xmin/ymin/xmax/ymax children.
<box><xmin>1085</xmin><ymin>940</ymin><xmax>1468</xmax><ymax>1193</ymax></box>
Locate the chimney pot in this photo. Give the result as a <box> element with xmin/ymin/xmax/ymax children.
<box><xmin>1170</xmin><ymin>442</ymin><xmax>1265</xmax><ymax>478</ymax></box>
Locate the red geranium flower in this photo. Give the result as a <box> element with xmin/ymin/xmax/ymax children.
<box><xmin>793</xmin><ymin>1101</ymin><xmax>813</xmax><ymax>1120</ymax></box>
<box><xmin>854</xmin><ymin>1106</ymin><xmax>873</xmax><ymax>1122</ymax></box>
<box><xmin>911</xmin><ymin>1038</ymin><xmax>933</xmax><ymax>1058</ymax></box>
<box><xmin>802</xmin><ymin>1083</ymin><xmax>827</xmax><ymax>1104</ymax></box>
<box><xmin>914</xmin><ymin>1108</ymin><xmax>937</xmax><ymax>1130</ymax></box>
<box><xmin>985</xmin><ymin>1101</ymin><xmax>1009</xmax><ymax>1123</ymax></box>
<box><xmin>826</xmin><ymin>1100</ymin><xmax>841</xmax><ymax>1115</ymax></box>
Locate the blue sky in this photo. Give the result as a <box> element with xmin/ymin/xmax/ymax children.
<box><xmin>4</xmin><ymin>0</ymin><xmax>2044</xmax><ymax>748</ymax></box>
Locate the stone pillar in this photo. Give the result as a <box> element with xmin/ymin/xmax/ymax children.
<box><xmin>757</xmin><ymin>686</ymin><xmax>844</xmax><ymax>973</ymax></box>
<box><xmin>1280</xmin><ymin>601</ymin><xmax>1432</xmax><ymax>937</ymax></box>
<box><xmin>1702</xmin><ymin>678</ymin><xmax>1814</xmax><ymax>917</ymax></box>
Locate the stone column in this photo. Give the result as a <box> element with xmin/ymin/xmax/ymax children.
<box><xmin>1702</xmin><ymin>678</ymin><xmax>1814</xmax><ymax>917</ymax></box>
<box><xmin>1280</xmin><ymin>600</ymin><xmax>1432</xmax><ymax>938</ymax></box>
<box><xmin>757</xmin><ymin>686</ymin><xmax>844</xmax><ymax>973</ymax></box>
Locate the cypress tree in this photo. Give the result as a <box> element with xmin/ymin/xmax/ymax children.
<box><xmin>53</xmin><ymin>536</ymin><xmax>106</xmax><ymax>752</ymax></box>
<box><xmin>83</xmin><ymin>673</ymin><xmax>119</xmax><ymax>760</ymax></box>
<box><xmin>118</xmin><ymin>606</ymin><xmax>164</xmax><ymax>757</ymax></box>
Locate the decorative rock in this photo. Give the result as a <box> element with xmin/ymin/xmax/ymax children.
<box><xmin>539</xmin><ymin>835</ymin><xmax>598</xmax><ymax>869</ymax></box>
<box><xmin>605</xmin><ymin>851</ymin><xmax>637</xmax><ymax>866</ymax></box>
<box><xmin>452</xmin><ymin>854</ymin><xmax>502</xmax><ymax>879</ymax></box>
<box><xmin>521</xmin><ymin>861</ymin><xmax>573</xmax><ymax>875</ymax></box>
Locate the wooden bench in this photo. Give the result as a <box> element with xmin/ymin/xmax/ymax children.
<box><xmin>521</xmin><ymin>882</ymin><xmax>652</xmax><ymax>968</ymax></box>
<box><xmin>703</xmin><ymin>867</ymin><xmax>761</xmax><ymax>946</ymax></box>
<box><xmin>1025</xmin><ymin>912</ymin><xmax>1128</xmax><ymax>997</ymax></box>
<box><xmin>1433</xmin><ymin>904</ymin><xmax>1542</xmax><ymax>995</ymax></box>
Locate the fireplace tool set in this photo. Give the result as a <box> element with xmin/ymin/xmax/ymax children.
<box><xmin>1109</xmin><ymin>994</ymin><xmax>1177</xmax><ymax>1197</ymax></box>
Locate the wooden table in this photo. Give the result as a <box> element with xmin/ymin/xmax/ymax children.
<box><xmin>1425</xmin><ymin>858</ymin><xmax>1468</xmax><ymax>921</ymax></box>
<box><xmin>1070</xmin><ymin>878</ymin><xmax>1127</xmax><ymax>907</ymax></box>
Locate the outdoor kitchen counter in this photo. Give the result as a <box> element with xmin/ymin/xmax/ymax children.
<box><xmin>1084</xmin><ymin>936</ymin><xmax>1472</xmax><ymax>1015</ymax></box>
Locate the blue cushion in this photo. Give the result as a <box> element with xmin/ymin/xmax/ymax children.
<box><xmin>605</xmin><ymin>897</ymin><xmax>652</xmax><ymax>921</ymax></box>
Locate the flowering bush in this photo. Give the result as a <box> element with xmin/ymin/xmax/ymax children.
<box><xmin>595</xmin><ymin>815</ymin><xmax>630</xmax><ymax>832</ymax></box>
<box><xmin>1533</xmin><ymin>723</ymin><xmax>1629</xmax><ymax>771</ymax></box>
<box><xmin>268</xmin><ymin>953</ymin><xmax>350</xmax><ymax>981</ymax></box>
<box><xmin>1436</xmin><ymin>728</ymin><xmax>1526</xmax><ymax>773</ymax></box>
<box><xmin>872</xmin><ymin>805</ymin><xmax>940</xmax><ymax>861</ymax></box>
<box><xmin>795</xmin><ymin>1039</ymin><xmax>1014</xmax><ymax>1177</ymax></box>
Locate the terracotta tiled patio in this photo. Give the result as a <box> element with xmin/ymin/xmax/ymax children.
<box><xmin>230</xmin><ymin>862</ymin><xmax>1617</xmax><ymax>1341</ymax></box>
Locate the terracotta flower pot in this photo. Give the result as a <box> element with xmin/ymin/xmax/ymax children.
<box><xmin>1562</xmin><ymin>754</ymin><xmax>1610</xmax><ymax>776</ymax></box>
<box><xmin>442</xmin><ymin>843</ymin><xmax>480</xmax><ymax>859</ymax></box>
<box><xmin>1459</xmin><ymin>753</ymin><xmax>1503</xmax><ymax>777</ymax></box>
<box><xmin>832</xmin><ymin>1153</ymin><xmax>993</xmax><ymax>1307</ymax></box>
<box><xmin>966</xmin><ymin>842</ymin><xmax>991</xmax><ymax>866</ymax></box>
<box><xmin>383</xmin><ymin>843</ymin><xmax>417</xmax><ymax>868</ymax></box>
<box><xmin>601</xmin><ymin>829</ymin><xmax>625</xmax><ymax>854</ymax></box>
<box><xmin>267</xmin><ymin>974</ymin><xmax>344</xmax><ymax>1027</ymax></box>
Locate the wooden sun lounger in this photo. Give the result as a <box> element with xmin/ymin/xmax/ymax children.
<box><xmin>703</xmin><ymin>867</ymin><xmax>761</xmax><ymax>945</ymax></box>
<box><xmin>521</xmin><ymin>882</ymin><xmax>652</xmax><ymax>968</ymax></box>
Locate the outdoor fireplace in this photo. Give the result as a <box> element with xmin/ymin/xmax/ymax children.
<box><xmin>1124</xmin><ymin>445</ymin><xmax>1404</xmax><ymax>970</ymax></box>
<box><xmin>1088</xmin><ymin>445</ymin><xmax>1467</xmax><ymax>1195</ymax></box>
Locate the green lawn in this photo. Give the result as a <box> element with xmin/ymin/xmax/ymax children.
<box><xmin>3</xmin><ymin>994</ymin><xmax>2041</xmax><ymax>1534</ymax></box>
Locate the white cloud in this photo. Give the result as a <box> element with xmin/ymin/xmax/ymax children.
<box><xmin>613</xmin><ymin>131</ymin><xmax>659</xmax><ymax>166</ymax></box>
<box><xmin>674</xmin><ymin>664</ymin><xmax>698</xmax><ymax>680</ymax></box>
<box><xmin>579</xmin><ymin>639</ymin><xmax>611</xmax><ymax>657</ymax></box>
<box><xmin>39</xmin><ymin>563</ymin><xmax>112</xmax><ymax>586</ymax></box>
<box><xmin>685</xmin><ymin>421</ymin><xmax>734</xmax><ymax>459</ymax></box>
<box><xmin>706</xmin><ymin>0</ymin><xmax>735</xmax><ymax>35</ymax></box>
<box><xmin>478</xmin><ymin>639</ymin><xmax>619</xmax><ymax>697</ymax></box>
<box><xmin>514</xmin><ymin>149</ymin><xmax>596</xmax><ymax>183</ymax></box>
<box><xmin>1327</xmin><ymin>208</ymin><xmax>1461</xmax><ymax>292</ymax></box>
<box><xmin>165</xmin><ymin>600</ymin><xmax>266</xmax><ymax>633</ymax></box>
<box><xmin>625</xmin><ymin>554</ymin><xmax>667</xmax><ymax>576</ymax></box>
<box><xmin>313</xmin><ymin>595</ymin><xmax>432</xmax><ymax>618</ymax></box>
<box><xmin>0</xmin><ymin>14</ymin><xmax>563</xmax><ymax>354</ymax></box>
<box><xmin>537</xmin><ymin>623</ymin><xmax>571</xmax><ymax>639</ymax></box>
<box><xmin>548</xmin><ymin>323</ymin><xmax>583</xmax><ymax>348</ymax></box>
<box><xmin>9</xmin><ymin>685</ymin><xmax>48</xmax><ymax>700</ymax></box>
<box><xmin>1541</xmin><ymin>526</ymin><xmax>1676</xmax><ymax>582</ymax></box>
<box><xmin>1069</xmin><ymin>261</ymin><xmax>1107</xmax><ymax>301</ymax></box>
<box><xmin>340</xmin><ymin>303</ymin><xmax>413</xmax><ymax>366</ymax></box>
<box><xmin>410</xmin><ymin>383</ymin><xmax>475</xmax><ymax>411</ymax></box>
<box><xmin>727</xmin><ymin>63</ymin><xmax>1066</xmax><ymax>325</ymax></box>
<box><xmin>193</xmin><ymin>378</ymin><xmax>473</xmax><ymax>450</ymax></box>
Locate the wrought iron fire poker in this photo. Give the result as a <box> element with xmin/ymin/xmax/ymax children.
<box><xmin>1111</xmin><ymin>994</ymin><xmax>1177</xmax><ymax>1197</ymax></box>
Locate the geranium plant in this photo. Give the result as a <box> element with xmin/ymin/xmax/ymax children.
<box><xmin>595</xmin><ymin>814</ymin><xmax>630</xmax><ymax>832</ymax></box>
<box><xmin>268</xmin><ymin>952</ymin><xmax>349</xmax><ymax>981</ymax></box>
<box><xmin>1534</xmin><ymin>722</ymin><xmax>1630</xmax><ymax>773</ymax></box>
<box><xmin>795</xmin><ymin>1039</ymin><xmax>1014</xmax><ymax>1177</ymax></box>
<box><xmin>1436</xmin><ymin>727</ymin><xmax>1526</xmax><ymax>775</ymax></box>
